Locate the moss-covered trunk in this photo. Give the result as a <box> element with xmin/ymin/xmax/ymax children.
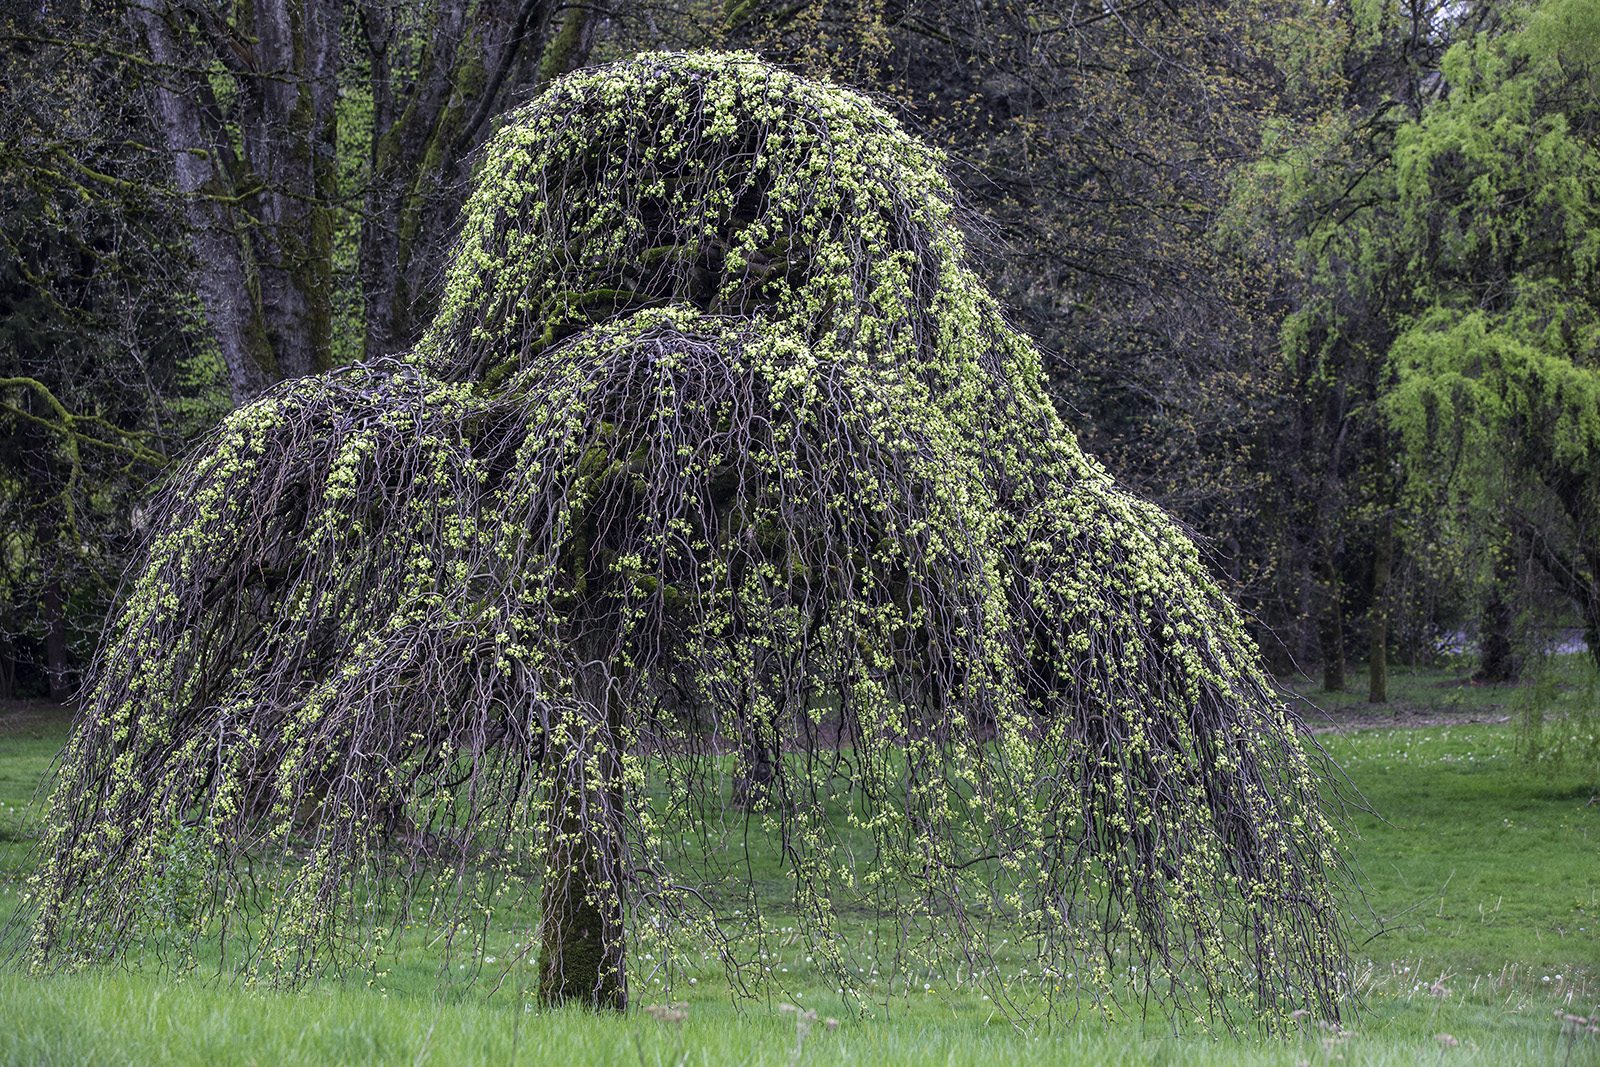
<box><xmin>359</xmin><ymin>4</ymin><xmax>602</xmax><ymax>360</ymax></box>
<box><xmin>1476</xmin><ymin>588</ymin><xmax>1520</xmax><ymax>683</ymax></box>
<box><xmin>127</xmin><ymin>0</ymin><xmax>337</xmax><ymax>400</ymax></box>
<box><xmin>537</xmin><ymin>670</ymin><xmax>627</xmax><ymax>1011</ymax></box>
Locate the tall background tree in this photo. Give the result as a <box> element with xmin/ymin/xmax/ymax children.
<box><xmin>1384</xmin><ymin>0</ymin><xmax>1600</xmax><ymax>668</ymax></box>
<box><xmin>0</xmin><ymin>0</ymin><xmax>607</xmax><ymax>696</ymax></box>
<box><xmin>123</xmin><ymin>0</ymin><xmax>607</xmax><ymax>402</ymax></box>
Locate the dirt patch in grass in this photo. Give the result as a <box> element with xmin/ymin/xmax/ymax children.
<box><xmin>1276</xmin><ymin>670</ymin><xmax>1532</xmax><ymax>734</ymax></box>
<box><xmin>1292</xmin><ymin>696</ymin><xmax>1515</xmax><ymax>734</ymax></box>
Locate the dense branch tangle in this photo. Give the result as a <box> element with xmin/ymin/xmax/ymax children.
<box><xmin>27</xmin><ymin>53</ymin><xmax>1347</xmax><ymax>1026</ymax></box>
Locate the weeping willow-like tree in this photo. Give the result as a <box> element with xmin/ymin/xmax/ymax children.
<box><xmin>23</xmin><ymin>52</ymin><xmax>1347</xmax><ymax>1024</ymax></box>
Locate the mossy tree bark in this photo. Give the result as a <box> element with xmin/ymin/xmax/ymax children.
<box><xmin>126</xmin><ymin>0</ymin><xmax>336</xmax><ymax>403</ymax></box>
<box><xmin>536</xmin><ymin>668</ymin><xmax>628</xmax><ymax>1012</ymax></box>
<box><xmin>1475</xmin><ymin>552</ymin><xmax>1521</xmax><ymax>684</ymax></box>
<box><xmin>1476</xmin><ymin>593</ymin><xmax>1519</xmax><ymax>683</ymax></box>
<box><xmin>1367</xmin><ymin>515</ymin><xmax>1392</xmax><ymax>704</ymax></box>
<box><xmin>358</xmin><ymin>1</ymin><xmax>602</xmax><ymax>361</ymax></box>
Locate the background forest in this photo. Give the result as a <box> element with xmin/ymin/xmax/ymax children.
<box><xmin>1</xmin><ymin>0</ymin><xmax>1597</xmax><ymax>702</ymax></box>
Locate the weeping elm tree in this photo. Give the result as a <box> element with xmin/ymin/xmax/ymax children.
<box><xmin>26</xmin><ymin>53</ymin><xmax>1348</xmax><ymax>1023</ymax></box>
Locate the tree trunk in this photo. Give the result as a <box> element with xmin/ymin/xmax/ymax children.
<box><xmin>0</xmin><ymin>632</ymin><xmax>13</xmax><ymax>701</ymax></box>
<box><xmin>358</xmin><ymin>0</ymin><xmax>602</xmax><ymax>359</ymax></box>
<box><xmin>41</xmin><ymin>577</ymin><xmax>72</xmax><ymax>703</ymax></box>
<box><xmin>1583</xmin><ymin>547</ymin><xmax>1600</xmax><ymax>672</ymax></box>
<box><xmin>133</xmin><ymin>0</ymin><xmax>606</xmax><ymax>381</ymax></box>
<box><xmin>1368</xmin><ymin>506</ymin><xmax>1393</xmax><ymax>704</ymax></box>
<box><xmin>537</xmin><ymin>670</ymin><xmax>627</xmax><ymax>1011</ymax></box>
<box><xmin>733</xmin><ymin>741</ymin><xmax>777</xmax><ymax>810</ymax></box>
<box><xmin>128</xmin><ymin>0</ymin><xmax>338</xmax><ymax>403</ymax></box>
<box><xmin>1475</xmin><ymin>587</ymin><xmax>1520</xmax><ymax>684</ymax></box>
<box><xmin>1317</xmin><ymin>552</ymin><xmax>1345</xmax><ymax>692</ymax></box>
<box><xmin>1584</xmin><ymin>598</ymin><xmax>1600</xmax><ymax>673</ymax></box>
<box><xmin>127</xmin><ymin>2</ymin><xmax>274</xmax><ymax>402</ymax></box>
<box><xmin>235</xmin><ymin>0</ymin><xmax>339</xmax><ymax>385</ymax></box>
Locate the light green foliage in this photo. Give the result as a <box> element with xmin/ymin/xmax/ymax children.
<box><xmin>1385</xmin><ymin>0</ymin><xmax>1600</xmax><ymax>481</ymax></box>
<box><xmin>23</xmin><ymin>53</ymin><xmax>1346</xmax><ymax>1026</ymax></box>
<box><xmin>1371</xmin><ymin>1</ymin><xmax>1598</xmax><ymax>653</ymax></box>
<box><xmin>1250</xmin><ymin>0</ymin><xmax>1600</xmax><ymax>674</ymax></box>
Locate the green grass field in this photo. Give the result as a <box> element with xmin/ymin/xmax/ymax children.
<box><xmin>1</xmin><ymin>661</ymin><xmax>1597</xmax><ymax>1066</ymax></box>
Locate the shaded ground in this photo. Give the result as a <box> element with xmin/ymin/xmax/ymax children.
<box><xmin>0</xmin><ymin>701</ymin><xmax>75</xmax><ymax>739</ymax></box>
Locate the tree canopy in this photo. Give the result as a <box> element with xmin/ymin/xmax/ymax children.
<box><xmin>24</xmin><ymin>52</ymin><xmax>1347</xmax><ymax>1026</ymax></box>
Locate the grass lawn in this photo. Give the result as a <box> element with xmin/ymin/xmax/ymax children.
<box><xmin>1</xmin><ymin>662</ymin><xmax>1597</xmax><ymax>1066</ymax></box>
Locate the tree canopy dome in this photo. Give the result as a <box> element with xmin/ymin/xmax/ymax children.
<box><xmin>420</xmin><ymin>52</ymin><xmax>1013</xmax><ymax>395</ymax></box>
<box><xmin>25</xmin><ymin>52</ymin><xmax>1347</xmax><ymax>1026</ymax></box>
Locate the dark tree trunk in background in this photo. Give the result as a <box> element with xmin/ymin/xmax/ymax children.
<box><xmin>1584</xmin><ymin>595</ymin><xmax>1600</xmax><ymax>672</ymax></box>
<box><xmin>537</xmin><ymin>669</ymin><xmax>627</xmax><ymax>1011</ymax></box>
<box><xmin>41</xmin><ymin>577</ymin><xmax>72</xmax><ymax>703</ymax></box>
<box><xmin>357</xmin><ymin>0</ymin><xmax>603</xmax><ymax>360</ymax></box>
<box><xmin>0</xmin><ymin>634</ymin><xmax>13</xmax><ymax>701</ymax></box>
<box><xmin>1368</xmin><ymin>469</ymin><xmax>1395</xmax><ymax>703</ymax></box>
<box><xmin>1317</xmin><ymin>551</ymin><xmax>1346</xmax><ymax>692</ymax></box>
<box><xmin>1300</xmin><ymin>379</ymin><xmax>1353</xmax><ymax>695</ymax></box>
<box><xmin>128</xmin><ymin>0</ymin><xmax>338</xmax><ymax>402</ymax></box>
<box><xmin>1475</xmin><ymin>585</ymin><xmax>1520</xmax><ymax>684</ymax></box>
<box><xmin>1367</xmin><ymin>523</ymin><xmax>1391</xmax><ymax>703</ymax></box>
